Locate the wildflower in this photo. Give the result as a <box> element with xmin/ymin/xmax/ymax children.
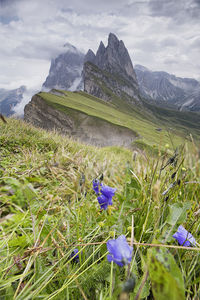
<box><xmin>70</xmin><ymin>248</ymin><xmax>79</xmax><ymax>263</ymax></box>
<box><xmin>101</xmin><ymin>185</ymin><xmax>116</xmax><ymax>199</ymax></box>
<box><xmin>97</xmin><ymin>185</ymin><xmax>116</xmax><ymax>210</ymax></box>
<box><xmin>97</xmin><ymin>194</ymin><xmax>110</xmax><ymax>210</ymax></box>
<box><xmin>107</xmin><ymin>235</ymin><xmax>133</xmax><ymax>266</ymax></box>
<box><xmin>173</xmin><ymin>225</ymin><xmax>196</xmax><ymax>246</ymax></box>
<box><xmin>92</xmin><ymin>179</ymin><xmax>101</xmax><ymax>195</ymax></box>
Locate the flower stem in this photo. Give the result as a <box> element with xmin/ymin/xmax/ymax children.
<box><xmin>109</xmin><ymin>260</ymin><xmax>114</xmax><ymax>299</ymax></box>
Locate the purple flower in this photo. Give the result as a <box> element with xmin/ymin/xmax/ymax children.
<box><xmin>101</xmin><ymin>185</ymin><xmax>116</xmax><ymax>200</ymax></box>
<box><xmin>70</xmin><ymin>248</ymin><xmax>79</xmax><ymax>263</ymax></box>
<box><xmin>107</xmin><ymin>235</ymin><xmax>133</xmax><ymax>266</ymax></box>
<box><xmin>92</xmin><ymin>179</ymin><xmax>101</xmax><ymax>195</ymax></box>
<box><xmin>97</xmin><ymin>194</ymin><xmax>110</xmax><ymax>210</ymax></box>
<box><xmin>173</xmin><ymin>225</ymin><xmax>196</xmax><ymax>246</ymax></box>
<box><xmin>97</xmin><ymin>185</ymin><xmax>116</xmax><ymax>210</ymax></box>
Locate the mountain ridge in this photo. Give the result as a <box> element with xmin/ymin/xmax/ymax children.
<box><xmin>135</xmin><ymin>64</ymin><xmax>200</xmax><ymax>111</ymax></box>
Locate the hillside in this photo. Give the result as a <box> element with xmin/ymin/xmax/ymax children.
<box><xmin>24</xmin><ymin>89</ymin><xmax>200</xmax><ymax>151</ymax></box>
<box><xmin>0</xmin><ymin>118</ymin><xmax>199</xmax><ymax>299</ymax></box>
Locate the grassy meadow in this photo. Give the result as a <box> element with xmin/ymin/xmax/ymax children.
<box><xmin>39</xmin><ymin>90</ymin><xmax>200</xmax><ymax>150</ymax></box>
<box><xmin>0</xmin><ymin>117</ymin><xmax>199</xmax><ymax>299</ymax></box>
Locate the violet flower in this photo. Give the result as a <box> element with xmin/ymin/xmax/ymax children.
<box><xmin>173</xmin><ymin>225</ymin><xmax>196</xmax><ymax>246</ymax></box>
<box><xmin>93</xmin><ymin>179</ymin><xmax>116</xmax><ymax>210</ymax></box>
<box><xmin>107</xmin><ymin>235</ymin><xmax>133</xmax><ymax>266</ymax></box>
<box><xmin>97</xmin><ymin>185</ymin><xmax>116</xmax><ymax>210</ymax></box>
<box><xmin>92</xmin><ymin>179</ymin><xmax>101</xmax><ymax>195</ymax></box>
<box><xmin>70</xmin><ymin>248</ymin><xmax>79</xmax><ymax>263</ymax></box>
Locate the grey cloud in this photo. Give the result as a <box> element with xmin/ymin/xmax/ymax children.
<box><xmin>149</xmin><ymin>0</ymin><xmax>200</xmax><ymax>21</ymax></box>
<box><xmin>159</xmin><ymin>37</ymin><xmax>178</xmax><ymax>48</ymax></box>
<box><xmin>134</xmin><ymin>39</ymin><xmax>161</xmax><ymax>53</ymax></box>
<box><xmin>191</xmin><ymin>37</ymin><xmax>200</xmax><ymax>48</ymax></box>
<box><xmin>163</xmin><ymin>58</ymin><xmax>178</xmax><ymax>65</ymax></box>
<box><xmin>0</xmin><ymin>0</ymin><xmax>200</xmax><ymax>90</ymax></box>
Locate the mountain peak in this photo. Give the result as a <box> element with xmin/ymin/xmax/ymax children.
<box><xmin>84</xmin><ymin>49</ymin><xmax>96</xmax><ymax>64</ymax></box>
<box><xmin>108</xmin><ymin>33</ymin><xmax>119</xmax><ymax>46</ymax></box>
<box><xmin>83</xmin><ymin>33</ymin><xmax>139</xmax><ymax>102</ymax></box>
<box><xmin>135</xmin><ymin>64</ymin><xmax>149</xmax><ymax>72</ymax></box>
<box><xmin>42</xmin><ymin>44</ymin><xmax>85</xmax><ymax>91</ymax></box>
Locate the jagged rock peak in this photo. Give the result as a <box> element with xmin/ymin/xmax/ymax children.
<box><xmin>96</xmin><ymin>41</ymin><xmax>106</xmax><ymax>56</ymax></box>
<box><xmin>84</xmin><ymin>49</ymin><xmax>96</xmax><ymax>64</ymax></box>
<box><xmin>108</xmin><ymin>32</ymin><xmax>120</xmax><ymax>47</ymax></box>
<box><xmin>83</xmin><ymin>32</ymin><xmax>140</xmax><ymax>102</ymax></box>
<box><xmin>86</xmin><ymin>32</ymin><xmax>138</xmax><ymax>83</ymax></box>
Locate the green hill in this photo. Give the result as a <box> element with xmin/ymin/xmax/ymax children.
<box><xmin>35</xmin><ymin>90</ymin><xmax>200</xmax><ymax>151</ymax></box>
<box><xmin>0</xmin><ymin>118</ymin><xmax>199</xmax><ymax>299</ymax></box>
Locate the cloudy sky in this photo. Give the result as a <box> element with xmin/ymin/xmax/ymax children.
<box><xmin>0</xmin><ymin>0</ymin><xmax>200</xmax><ymax>91</ymax></box>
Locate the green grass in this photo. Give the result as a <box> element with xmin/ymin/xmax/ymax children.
<box><xmin>0</xmin><ymin>118</ymin><xmax>199</xmax><ymax>299</ymax></box>
<box><xmin>38</xmin><ymin>90</ymin><xmax>200</xmax><ymax>151</ymax></box>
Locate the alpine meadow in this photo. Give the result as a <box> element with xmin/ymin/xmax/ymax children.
<box><xmin>1</xmin><ymin>1</ymin><xmax>200</xmax><ymax>299</ymax></box>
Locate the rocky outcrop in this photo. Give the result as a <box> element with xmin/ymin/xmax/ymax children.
<box><xmin>83</xmin><ymin>33</ymin><xmax>140</xmax><ymax>103</ymax></box>
<box><xmin>24</xmin><ymin>94</ymin><xmax>137</xmax><ymax>148</ymax></box>
<box><xmin>135</xmin><ymin>64</ymin><xmax>200</xmax><ymax>111</ymax></box>
<box><xmin>42</xmin><ymin>43</ymin><xmax>85</xmax><ymax>91</ymax></box>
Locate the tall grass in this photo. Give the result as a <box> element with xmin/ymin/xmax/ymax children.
<box><xmin>0</xmin><ymin>118</ymin><xmax>199</xmax><ymax>299</ymax></box>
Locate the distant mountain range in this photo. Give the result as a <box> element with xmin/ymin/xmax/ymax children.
<box><xmin>1</xmin><ymin>33</ymin><xmax>200</xmax><ymax>116</ymax></box>
<box><xmin>41</xmin><ymin>34</ymin><xmax>200</xmax><ymax>112</ymax></box>
<box><xmin>0</xmin><ymin>86</ymin><xmax>26</xmax><ymax>116</ymax></box>
<box><xmin>42</xmin><ymin>33</ymin><xmax>140</xmax><ymax>104</ymax></box>
<box><xmin>135</xmin><ymin>65</ymin><xmax>200</xmax><ymax>111</ymax></box>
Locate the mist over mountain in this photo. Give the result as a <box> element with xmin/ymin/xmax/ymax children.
<box><xmin>42</xmin><ymin>43</ymin><xmax>85</xmax><ymax>91</ymax></box>
<box><xmin>0</xmin><ymin>86</ymin><xmax>26</xmax><ymax>116</ymax></box>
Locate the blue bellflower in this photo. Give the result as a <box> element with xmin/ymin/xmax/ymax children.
<box><xmin>93</xmin><ymin>179</ymin><xmax>116</xmax><ymax>210</ymax></box>
<box><xmin>70</xmin><ymin>248</ymin><xmax>79</xmax><ymax>263</ymax></box>
<box><xmin>97</xmin><ymin>185</ymin><xmax>116</xmax><ymax>210</ymax></box>
<box><xmin>173</xmin><ymin>225</ymin><xmax>196</xmax><ymax>247</ymax></box>
<box><xmin>107</xmin><ymin>235</ymin><xmax>133</xmax><ymax>266</ymax></box>
<box><xmin>92</xmin><ymin>179</ymin><xmax>102</xmax><ymax>195</ymax></box>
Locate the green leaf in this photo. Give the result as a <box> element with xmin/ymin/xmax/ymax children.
<box><xmin>166</xmin><ymin>202</ymin><xmax>191</xmax><ymax>226</ymax></box>
<box><xmin>147</xmin><ymin>247</ymin><xmax>185</xmax><ymax>300</ymax></box>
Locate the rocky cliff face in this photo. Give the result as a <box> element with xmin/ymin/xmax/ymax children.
<box><xmin>24</xmin><ymin>94</ymin><xmax>137</xmax><ymax>148</ymax></box>
<box><xmin>42</xmin><ymin>43</ymin><xmax>85</xmax><ymax>91</ymax></box>
<box><xmin>0</xmin><ymin>85</ymin><xmax>26</xmax><ymax>116</ymax></box>
<box><xmin>135</xmin><ymin>64</ymin><xmax>200</xmax><ymax>111</ymax></box>
<box><xmin>83</xmin><ymin>33</ymin><xmax>140</xmax><ymax>103</ymax></box>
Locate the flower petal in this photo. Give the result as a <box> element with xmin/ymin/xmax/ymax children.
<box><xmin>101</xmin><ymin>185</ymin><xmax>116</xmax><ymax>198</ymax></box>
<box><xmin>173</xmin><ymin>225</ymin><xmax>196</xmax><ymax>246</ymax></box>
<box><xmin>106</xmin><ymin>235</ymin><xmax>133</xmax><ymax>267</ymax></box>
<box><xmin>97</xmin><ymin>194</ymin><xmax>109</xmax><ymax>210</ymax></box>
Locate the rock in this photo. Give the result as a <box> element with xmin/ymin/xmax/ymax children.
<box><xmin>84</xmin><ymin>49</ymin><xmax>96</xmax><ymax>64</ymax></box>
<box><xmin>42</xmin><ymin>43</ymin><xmax>85</xmax><ymax>91</ymax></box>
<box><xmin>24</xmin><ymin>94</ymin><xmax>137</xmax><ymax>148</ymax></box>
<box><xmin>83</xmin><ymin>33</ymin><xmax>140</xmax><ymax>103</ymax></box>
<box><xmin>135</xmin><ymin>64</ymin><xmax>200</xmax><ymax>111</ymax></box>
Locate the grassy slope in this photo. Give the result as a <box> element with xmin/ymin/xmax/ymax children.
<box><xmin>0</xmin><ymin>119</ymin><xmax>199</xmax><ymax>299</ymax></box>
<box><xmin>39</xmin><ymin>90</ymin><xmax>200</xmax><ymax>151</ymax></box>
